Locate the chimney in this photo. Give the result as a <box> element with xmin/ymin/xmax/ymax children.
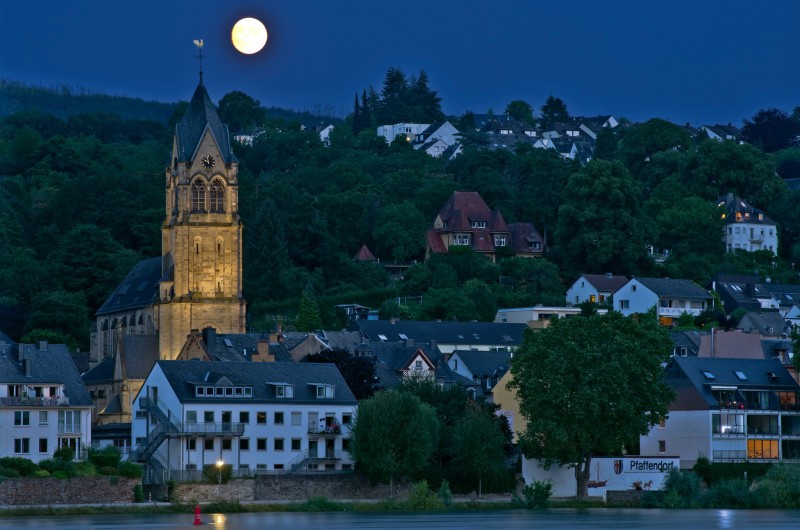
<box><xmin>254</xmin><ymin>340</ymin><xmax>275</xmax><ymax>362</ymax></box>
<box><xmin>430</xmin><ymin>340</ymin><xmax>437</xmax><ymax>351</ymax></box>
<box><xmin>405</xmin><ymin>338</ymin><xmax>415</xmax><ymax>348</ymax></box>
<box><xmin>38</xmin><ymin>341</ymin><xmax>48</xmax><ymax>351</ymax></box>
<box><xmin>269</xmin><ymin>332</ymin><xmax>279</xmax><ymax>343</ymax></box>
<box><xmin>202</xmin><ymin>327</ymin><xmax>216</xmax><ymax>345</ymax></box>
<box><xmin>606</xmin><ymin>272</ymin><xmax>612</xmax><ymax>278</ymax></box>
<box><xmin>24</xmin><ymin>358</ymin><xmax>31</xmax><ymax>377</ymax></box>
<box><xmin>16</xmin><ymin>344</ymin><xmax>25</xmax><ymax>362</ymax></box>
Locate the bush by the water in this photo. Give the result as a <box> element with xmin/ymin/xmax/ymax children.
<box><xmin>405</xmin><ymin>480</ymin><xmax>444</xmax><ymax>510</ymax></box>
<box><xmin>88</xmin><ymin>446</ymin><xmax>122</xmax><ymax>469</ymax></box>
<box><xmin>692</xmin><ymin>456</ymin><xmax>770</xmax><ymax>486</ymax></box>
<box><xmin>523</xmin><ymin>479</ymin><xmax>553</xmax><ymax>509</ymax></box>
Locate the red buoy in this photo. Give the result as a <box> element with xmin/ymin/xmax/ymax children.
<box><xmin>194</xmin><ymin>504</ymin><xmax>202</xmax><ymax>525</ymax></box>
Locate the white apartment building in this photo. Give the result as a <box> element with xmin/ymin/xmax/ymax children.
<box><xmin>719</xmin><ymin>193</ymin><xmax>778</xmax><ymax>254</ymax></box>
<box><xmin>131</xmin><ymin>360</ymin><xmax>357</xmax><ymax>483</ymax></box>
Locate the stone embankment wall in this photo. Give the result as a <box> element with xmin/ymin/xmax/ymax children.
<box><xmin>0</xmin><ymin>477</ymin><xmax>139</xmax><ymax>505</ymax></box>
<box><xmin>173</xmin><ymin>474</ymin><xmax>410</xmax><ymax>503</ymax></box>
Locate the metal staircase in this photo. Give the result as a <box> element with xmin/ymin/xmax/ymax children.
<box><xmin>131</xmin><ymin>396</ymin><xmax>180</xmax><ymax>463</ymax></box>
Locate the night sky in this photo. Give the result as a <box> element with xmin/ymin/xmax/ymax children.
<box><xmin>1</xmin><ymin>0</ymin><xmax>798</xmax><ymax>125</ymax></box>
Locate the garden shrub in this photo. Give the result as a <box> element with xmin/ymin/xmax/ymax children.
<box><xmin>75</xmin><ymin>461</ymin><xmax>97</xmax><ymax>477</ymax></box>
<box><xmin>98</xmin><ymin>465</ymin><xmax>117</xmax><ymax>475</ymax></box>
<box><xmin>0</xmin><ymin>457</ymin><xmax>38</xmax><ymax>477</ymax></box>
<box><xmin>661</xmin><ymin>469</ymin><xmax>703</xmax><ymax>508</ymax></box>
<box><xmin>437</xmin><ymin>479</ymin><xmax>453</xmax><ymax>508</ymax></box>
<box><xmin>88</xmin><ymin>446</ymin><xmax>121</xmax><ymax>468</ymax></box>
<box><xmin>53</xmin><ymin>446</ymin><xmax>75</xmax><ymax>462</ymax></box>
<box><xmin>117</xmin><ymin>460</ymin><xmax>143</xmax><ymax>478</ymax></box>
<box><xmin>701</xmin><ymin>478</ymin><xmax>754</xmax><ymax>508</ymax></box>
<box><xmin>202</xmin><ymin>463</ymin><xmax>231</xmax><ymax>483</ymax></box>
<box><xmin>523</xmin><ymin>479</ymin><xmax>552</xmax><ymax>509</ymax></box>
<box><xmin>133</xmin><ymin>484</ymin><xmax>144</xmax><ymax>502</ymax></box>
<box><xmin>405</xmin><ymin>480</ymin><xmax>444</xmax><ymax>510</ymax></box>
<box><xmin>0</xmin><ymin>466</ymin><xmax>20</xmax><ymax>478</ymax></box>
<box><xmin>753</xmin><ymin>464</ymin><xmax>800</xmax><ymax>509</ymax></box>
<box><xmin>692</xmin><ymin>456</ymin><xmax>770</xmax><ymax>486</ymax></box>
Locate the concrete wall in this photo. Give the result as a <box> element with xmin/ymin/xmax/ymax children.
<box><xmin>0</xmin><ymin>477</ymin><xmax>139</xmax><ymax>505</ymax></box>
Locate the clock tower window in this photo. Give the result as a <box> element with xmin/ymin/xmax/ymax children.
<box><xmin>191</xmin><ymin>178</ymin><xmax>206</xmax><ymax>212</ymax></box>
<box><xmin>210</xmin><ymin>179</ymin><xmax>225</xmax><ymax>212</ymax></box>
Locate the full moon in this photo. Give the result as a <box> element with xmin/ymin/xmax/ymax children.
<box><xmin>231</xmin><ymin>17</ymin><xmax>268</xmax><ymax>54</ymax></box>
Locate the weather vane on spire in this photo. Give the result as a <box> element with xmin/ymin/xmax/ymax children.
<box><xmin>193</xmin><ymin>39</ymin><xmax>204</xmax><ymax>80</ymax></box>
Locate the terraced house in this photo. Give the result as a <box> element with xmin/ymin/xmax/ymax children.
<box><xmin>131</xmin><ymin>361</ymin><xmax>357</xmax><ymax>483</ymax></box>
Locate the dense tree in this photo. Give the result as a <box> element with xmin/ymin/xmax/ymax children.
<box><xmin>555</xmin><ymin>160</ymin><xmax>650</xmax><ymax>277</ymax></box>
<box><xmin>617</xmin><ymin>118</ymin><xmax>692</xmax><ymax>179</ymax></box>
<box><xmin>371</xmin><ymin>201</ymin><xmax>427</xmax><ymax>262</ymax></box>
<box><xmin>295</xmin><ymin>291</ymin><xmax>323</xmax><ymax>331</ymax></box>
<box><xmin>217</xmin><ymin>91</ymin><xmax>267</xmax><ymax>133</ymax></box>
<box><xmin>373</xmin><ymin>67</ymin><xmax>443</xmax><ymax>125</ymax></box>
<box><xmin>350</xmin><ymin>389</ymin><xmax>439</xmax><ymax>497</ymax></box>
<box><xmin>539</xmin><ymin>96</ymin><xmax>570</xmax><ymax>130</ymax></box>
<box><xmin>450</xmin><ymin>405</ymin><xmax>508</xmax><ymax>497</ymax></box>
<box><xmin>303</xmin><ymin>348</ymin><xmax>378</xmax><ymax>400</ymax></box>
<box><xmin>741</xmin><ymin>108</ymin><xmax>800</xmax><ymax>153</ymax></box>
<box><xmin>504</xmin><ymin>100</ymin><xmax>536</xmax><ymax>125</ymax></box>
<box><xmin>509</xmin><ymin>312</ymin><xmax>675</xmax><ymax>498</ymax></box>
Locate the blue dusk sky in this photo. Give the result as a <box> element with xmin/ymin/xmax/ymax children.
<box><xmin>1</xmin><ymin>0</ymin><xmax>798</xmax><ymax>125</ymax></box>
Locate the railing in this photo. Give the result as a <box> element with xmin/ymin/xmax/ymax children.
<box><xmin>0</xmin><ymin>397</ymin><xmax>70</xmax><ymax>407</ymax></box>
<box><xmin>177</xmin><ymin>422</ymin><xmax>245</xmax><ymax>436</ymax></box>
<box><xmin>712</xmin><ymin>449</ymin><xmax>746</xmax><ymax>460</ymax></box>
<box><xmin>713</xmin><ymin>425</ymin><xmax>745</xmax><ymax>435</ymax></box>
<box><xmin>287</xmin><ymin>450</ymin><xmax>310</xmax><ymax>472</ymax></box>
<box><xmin>308</xmin><ymin>422</ymin><xmax>341</xmax><ymax>435</ymax></box>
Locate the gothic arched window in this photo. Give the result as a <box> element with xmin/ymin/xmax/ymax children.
<box><xmin>191</xmin><ymin>178</ymin><xmax>206</xmax><ymax>212</ymax></box>
<box><xmin>210</xmin><ymin>179</ymin><xmax>225</xmax><ymax>212</ymax></box>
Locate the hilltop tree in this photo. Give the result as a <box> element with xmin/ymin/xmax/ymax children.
<box><xmin>295</xmin><ymin>291</ymin><xmax>322</xmax><ymax>331</ymax></box>
<box><xmin>218</xmin><ymin>91</ymin><xmax>266</xmax><ymax>133</ymax></box>
<box><xmin>741</xmin><ymin>107</ymin><xmax>800</xmax><ymax>153</ymax></box>
<box><xmin>504</xmin><ymin>100</ymin><xmax>536</xmax><ymax>125</ymax></box>
<box><xmin>539</xmin><ymin>96</ymin><xmax>570</xmax><ymax>129</ymax></box>
<box><xmin>509</xmin><ymin>312</ymin><xmax>674</xmax><ymax>498</ymax></box>
<box><xmin>617</xmin><ymin>118</ymin><xmax>692</xmax><ymax>179</ymax></box>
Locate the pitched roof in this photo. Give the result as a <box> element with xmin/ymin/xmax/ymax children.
<box><xmin>351</xmin><ymin>320</ymin><xmax>526</xmax><ymax>348</ymax></box>
<box><xmin>96</xmin><ymin>257</ymin><xmax>161</xmax><ymax>316</ymax></box>
<box><xmin>450</xmin><ymin>349</ymin><xmax>511</xmax><ymax>378</ymax></box>
<box><xmin>120</xmin><ymin>335</ymin><xmax>160</xmax><ymax>378</ymax></box>
<box><xmin>175</xmin><ymin>80</ymin><xmax>237</xmax><ymax>165</ymax></box>
<box><xmin>736</xmin><ymin>311</ymin><xmax>790</xmax><ymax>336</ymax></box>
<box><xmin>353</xmin><ymin>244</ymin><xmax>377</xmax><ymax>262</ymax></box>
<box><xmin>155</xmin><ymin>360</ymin><xmax>357</xmax><ymax>405</ymax></box>
<box><xmin>666</xmin><ymin>356</ymin><xmax>799</xmax><ymax>410</ymax></box>
<box><xmin>634</xmin><ymin>277</ymin><xmax>713</xmax><ymax>300</ymax></box>
<box><xmin>82</xmin><ymin>355</ymin><xmax>115</xmax><ymax>384</ymax></box>
<box><xmin>204</xmin><ymin>332</ymin><xmax>292</xmax><ymax>363</ymax></box>
<box><xmin>363</xmin><ymin>341</ymin><xmax>480</xmax><ymax>391</ymax></box>
<box><xmin>0</xmin><ymin>342</ymin><xmax>93</xmax><ymax>407</ymax></box>
<box><xmin>508</xmin><ymin>222</ymin><xmax>546</xmax><ymax>254</ymax></box>
<box><xmin>697</xmin><ymin>330</ymin><xmax>765</xmax><ymax>359</ymax></box>
<box><xmin>718</xmin><ymin>193</ymin><xmax>775</xmax><ymax>226</ymax></box>
<box><xmin>579</xmin><ymin>273</ymin><xmax>629</xmax><ymax>293</ymax></box>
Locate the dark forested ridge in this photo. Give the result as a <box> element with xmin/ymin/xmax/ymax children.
<box><xmin>1</xmin><ymin>73</ymin><xmax>799</xmax><ymax>350</ymax></box>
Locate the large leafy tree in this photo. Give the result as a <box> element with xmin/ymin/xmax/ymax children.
<box><xmin>303</xmin><ymin>348</ymin><xmax>378</xmax><ymax>400</ymax></box>
<box><xmin>741</xmin><ymin>107</ymin><xmax>800</xmax><ymax>153</ymax></box>
<box><xmin>509</xmin><ymin>312</ymin><xmax>675</xmax><ymax>498</ymax></box>
<box><xmin>504</xmin><ymin>100</ymin><xmax>536</xmax><ymax>125</ymax></box>
<box><xmin>554</xmin><ymin>160</ymin><xmax>650</xmax><ymax>277</ymax></box>
<box><xmin>617</xmin><ymin>118</ymin><xmax>692</xmax><ymax>179</ymax></box>
<box><xmin>217</xmin><ymin>91</ymin><xmax>267</xmax><ymax>133</ymax></box>
<box><xmin>350</xmin><ymin>389</ymin><xmax>439</xmax><ymax>497</ymax></box>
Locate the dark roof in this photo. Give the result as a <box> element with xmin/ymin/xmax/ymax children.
<box><xmin>450</xmin><ymin>349</ymin><xmax>511</xmax><ymax>378</ymax></box>
<box><xmin>669</xmin><ymin>329</ymin><xmax>706</xmax><ymax>357</ymax></box>
<box><xmin>82</xmin><ymin>355</ymin><xmax>115</xmax><ymax>384</ymax></box>
<box><xmin>508</xmin><ymin>222</ymin><xmax>546</xmax><ymax>254</ymax></box>
<box><xmin>431</xmin><ymin>192</ymin><xmax>511</xmax><ymax>254</ymax></box>
<box><xmin>363</xmin><ymin>341</ymin><xmax>479</xmax><ymax>391</ymax></box>
<box><xmin>120</xmin><ymin>335</ymin><xmax>160</xmax><ymax>379</ymax></box>
<box><xmin>718</xmin><ymin>193</ymin><xmax>775</xmax><ymax>226</ymax></box>
<box><xmin>635</xmin><ymin>277</ymin><xmax>713</xmax><ymax>300</ymax></box>
<box><xmin>175</xmin><ymin>80</ymin><xmax>237</xmax><ymax>165</ymax></box>
<box><xmin>666</xmin><ymin>356</ymin><xmax>799</xmax><ymax>410</ymax></box>
<box><xmin>318</xmin><ymin>330</ymin><xmax>363</xmax><ymax>353</ymax></box>
<box><xmin>351</xmin><ymin>320</ymin><xmax>526</xmax><ymax>347</ymax></box>
<box><xmin>0</xmin><ymin>342</ymin><xmax>93</xmax><ymax>407</ymax></box>
<box><xmin>155</xmin><ymin>360</ymin><xmax>357</xmax><ymax>405</ymax></box>
<box><xmin>0</xmin><ymin>331</ymin><xmax>14</xmax><ymax>344</ymax></box>
<box><xmin>204</xmin><ymin>332</ymin><xmax>292</xmax><ymax>363</ymax></box>
<box><xmin>92</xmin><ymin>422</ymin><xmax>131</xmax><ymax>440</ymax></box>
<box><xmin>580</xmin><ymin>273</ymin><xmax>629</xmax><ymax>293</ymax></box>
<box><xmin>100</xmin><ymin>394</ymin><xmax>122</xmax><ymax>414</ymax></box>
<box><xmin>736</xmin><ymin>311</ymin><xmax>790</xmax><ymax>336</ymax></box>
<box><xmin>96</xmin><ymin>257</ymin><xmax>161</xmax><ymax>316</ymax></box>
<box><xmin>70</xmin><ymin>351</ymin><xmax>90</xmax><ymax>374</ymax></box>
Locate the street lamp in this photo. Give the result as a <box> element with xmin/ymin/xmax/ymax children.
<box><xmin>216</xmin><ymin>459</ymin><xmax>224</xmax><ymax>498</ymax></box>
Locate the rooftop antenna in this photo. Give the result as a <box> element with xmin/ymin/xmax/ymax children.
<box><xmin>193</xmin><ymin>39</ymin><xmax>204</xmax><ymax>80</ymax></box>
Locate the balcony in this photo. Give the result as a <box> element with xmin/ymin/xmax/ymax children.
<box><xmin>308</xmin><ymin>421</ymin><xmax>341</xmax><ymax>435</ymax></box>
<box><xmin>178</xmin><ymin>422</ymin><xmax>245</xmax><ymax>436</ymax></box>
<box><xmin>657</xmin><ymin>306</ymin><xmax>702</xmax><ymax>318</ymax></box>
<box><xmin>0</xmin><ymin>397</ymin><xmax>70</xmax><ymax>407</ymax></box>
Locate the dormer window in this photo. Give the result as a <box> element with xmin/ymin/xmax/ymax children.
<box><xmin>494</xmin><ymin>236</ymin><xmax>506</xmax><ymax>247</ymax></box>
<box><xmin>274</xmin><ymin>384</ymin><xmax>294</xmax><ymax>398</ymax></box>
<box><xmin>311</xmin><ymin>384</ymin><xmax>335</xmax><ymax>399</ymax></box>
<box><xmin>471</xmin><ymin>221</ymin><xmax>486</xmax><ymax>229</ymax></box>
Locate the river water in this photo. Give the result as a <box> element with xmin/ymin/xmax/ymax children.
<box><xmin>2</xmin><ymin>509</ymin><xmax>800</xmax><ymax>529</ymax></box>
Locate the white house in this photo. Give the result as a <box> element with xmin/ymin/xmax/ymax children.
<box><xmin>494</xmin><ymin>307</ymin><xmax>608</xmax><ymax>327</ymax></box>
<box><xmin>566</xmin><ymin>273</ymin><xmax>629</xmax><ymax>306</ymax></box>
<box><xmin>318</xmin><ymin>124</ymin><xmax>334</xmax><ymax>146</ymax></box>
<box><xmin>131</xmin><ymin>360</ymin><xmax>357</xmax><ymax>483</ymax></box>
<box><xmin>376</xmin><ymin>123</ymin><xmax>430</xmax><ymax>144</ymax></box>
<box><xmin>0</xmin><ymin>341</ymin><xmax>93</xmax><ymax>462</ymax></box>
<box><xmin>640</xmin><ymin>357</ymin><xmax>800</xmax><ymax>469</ymax></box>
<box><xmin>719</xmin><ymin>193</ymin><xmax>778</xmax><ymax>254</ymax></box>
<box><xmin>615</xmin><ymin>277</ymin><xmax>714</xmax><ymax>326</ymax></box>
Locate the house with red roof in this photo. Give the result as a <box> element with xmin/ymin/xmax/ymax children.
<box><xmin>425</xmin><ymin>191</ymin><xmax>545</xmax><ymax>261</ymax></box>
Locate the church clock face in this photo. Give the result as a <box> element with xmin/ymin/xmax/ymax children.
<box><xmin>201</xmin><ymin>155</ymin><xmax>215</xmax><ymax>169</ymax></box>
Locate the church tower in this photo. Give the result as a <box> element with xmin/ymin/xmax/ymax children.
<box><xmin>157</xmin><ymin>78</ymin><xmax>246</xmax><ymax>359</ymax></box>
